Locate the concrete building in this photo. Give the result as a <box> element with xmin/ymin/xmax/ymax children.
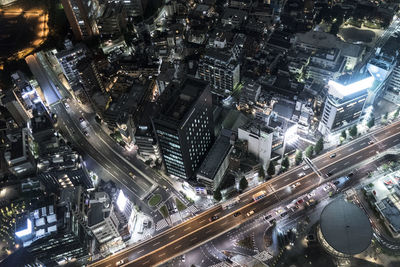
<box><xmin>196</xmin><ymin>129</ymin><xmax>235</xmax><ymax>192</ymax></box>
<box><xmin>1</xmin><ymin>90</ymin><xmax>31</xmax><ymax>127</ymax></box>
<box><xmin>318</xmin><ymin>73</ymin><xmax>374</xmax><ymax>135</ymax></box>
<box><xmin>238</xmin><ymin>120</ymin><xmax>273</xmax><ymax>168</ymax></box>
<box><xmin>197</xmin><ymin>48</ymin><xmax>240</xmax><ymax>93</ymax></box>
<box><xmin>56</xmin><ymin>44</ymin><xmax>88</xmax><ymax>91</ymax></box>
<box><xmin>4</xmin><ymin>128</ymin><xmax>35</xmax><ymax>177</ymax></box>
<box><xmin>61</xmin><ymin>0</ymin><xmax>101</xmax><ymax>40</ymax></box>
<box><xmin>239</xmin><ymin>80</ymin><xmax>261</xmax><ymax>105</ymax></box>
<box><xmin>306</xmin><ymin>48</ymin><xmax>346</xmax><ymax>84</ymax></box>
<box><xmin>97</xmin><ymin>2</ymin><xmax>127</xmax><ymax>39</ymax></box>
<box><xmin>153</xmin><ymin>78</ymin><xmax>214</xmax><ymax>180</ymax></box>
<box><xmin>88</xmin><ymin>192</ymin><xmax>121</xmax><ymax>245</ymax></box>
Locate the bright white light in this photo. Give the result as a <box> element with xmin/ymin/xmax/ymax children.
<box><xmin>328</xmin><ymin>75</ymin><xmax>375</xmax><ymax>99</ymax></box>
<box><xmin>285</xmin><ymin>124</ymin><xmax>298</xmax><ymax>145</ymax></box>
<box><xmin>116</xmin><ymin>190</ymin><xmax>128</xmax><ymax>211</ymax></box>
<box><xmin>15</xmin><ymin>218</ymin><xmax>32</xmax><ymax>238</ymax></box>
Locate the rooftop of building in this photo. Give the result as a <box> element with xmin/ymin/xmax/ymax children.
<box><xmin>239</xmin><ymin>119</ymin><xmax>274</xmax><ymax>135</ymax></box>
<box><xmin>197</xmin><ymin>129</ymin><xmax>233</xmax><ymax>180</ymax></box>
<box><xmin>377</xmin><ymin>194</ymin><xmax>400</xmax><ymax>233</ymax></box>
<box><xmin>160</xmin><ymin>77</ymin><xmax>209</xmax><ymax>122</ymax></box>
<box><xmin>320</xmin><ymin>199</ymin><xmax>372</xmax><ymax>255</ymax></box>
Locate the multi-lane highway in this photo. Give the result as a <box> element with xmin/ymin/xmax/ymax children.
<box><xmin>89</xmin><ymin>119</ymin><xmax>400</xmax><ymax>267</ymax></box>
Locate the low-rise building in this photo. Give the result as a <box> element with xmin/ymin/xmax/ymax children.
<box><xmin>196</xmin><ymin>129</ymin><xmax>235</xmax><ymax>192</ymax></box>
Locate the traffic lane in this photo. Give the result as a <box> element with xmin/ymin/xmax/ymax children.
<box><xmin>319</xmin><ymin>133</ymin><xmax>400</xmax><ymax>177</ymax></box>
<box><xmin>130</xmin><ymin>194</ymin><xmax>279</xmax><ymax>266</ymax></box>
<box><xmin>53</xmin><ymin>105</ymin><xmax>149</xmax><ymax>197</ymax></box>
<box><xmin>54</xmin><ymin>103</ymin><xmax>152</xmax><ymax>194</ymax></box>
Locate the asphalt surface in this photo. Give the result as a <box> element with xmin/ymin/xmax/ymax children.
<box><xmin>90</xmin><ymin>120</ymin><xmax>400</xmax><ymax>267</ymax></box>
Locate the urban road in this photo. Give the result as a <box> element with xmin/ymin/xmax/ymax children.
<box><xmin>90</xmin><ymin>119</ymin><xmax>400</xmax><ymax>267</ymax></box>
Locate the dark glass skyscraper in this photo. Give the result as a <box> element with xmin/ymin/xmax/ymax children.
<box><xmin>152</xmin><ymin>77</ymin><xmax>214</xmax><ymax>180</ymax></box>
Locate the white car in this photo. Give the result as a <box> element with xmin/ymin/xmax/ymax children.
<box><xmin>116</xmin><ymin>259</ymin><xmax>126</xmax><ymax>266</ymax></box>
<box><xmin>64</xmin><ymin>102</ymin><xmax>70</xmax><ymax>109</ymax></box>
<box><xmin>302</xmin><ymin>165</ymin><xmax>309</xmax><ymax>171</ymax></box>
<box><xmin>323</xmin><ymin>185</ymin><xmax>331</xmax><ymax>191</ymax></box>
<box><xmin>298</xmin><ymin>172</ymin><xmax>306</xmax><ymax>178</ymax></box>
<box><xmin>307</xmin><ymin>192</ymin><xmax>315</xmax><ymax>198</ymax></box>
<box><xmin>291</xmin><ymin>182</ymin><xmax>301</xmax><ymax>189</ymax></box>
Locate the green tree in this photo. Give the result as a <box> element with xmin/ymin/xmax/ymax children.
<box><xmin>314</xmin><ymin>137</ymin><xmax>324</xmax><ymax>154</ymax></box>
<box><xmin>213</xmin><ymin>189</ymin><xmax>222</xmax><ymax>202</ymax></box>
<box><xmin>341</xmin><ymin>130</ymin><xmax>347</xmax><ymax>139</ymax></box>
<box><xmin>258</xmin><ymin>166</ymin><xmax>265</xmax><ymax>180</ymax></box>
<box><xmin>305</xmin><ymin>145</ymin><xmax>314</xmax><ymax>158</ymax></box>
<box><xmin>394</xmin><ymin>108</ymin><xmax>400</xmax><ymax>119</ymax></box>
<box><xmin>383</xmin><ymin>112</ymin><xmax>388</xmax><ymax>120</ymax></box>
<box><xmin>295</xmin><ymin>150</ymin><xmax>303</xmax><ymax>165</ymax></box>
<box><xmin>239</xmin><ymin>177</ymin><xmax>248</xmax><ymax>191</ymax></box>
<box><xmin>349</xmin><ymin>125</ymin><xmax>358</xmax><ymax>137</ymax></box>
<box><xmin>281</xmin><ymin>156</ymin><xmax>289</xmax><ymax>170</ymax></box>
<box><xmin>267</xmin><ymin>161</ymin><xmax>275</xmax><ymax>177</ymax></box>
<box><xmin>367</xmin><ymin>117</ymin><xmax>375</xmax><ymax>128</ymax></box>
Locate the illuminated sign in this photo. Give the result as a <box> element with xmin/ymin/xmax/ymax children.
<box><xmin>328</xmin><ymin>75</ymin><xmax>375</xmax><ymax>99</ymax></box>
<box><xmin>116</xmin><ymin>190</ymin><xmax>127</xmax><ymax>211</ymax></box>
<box><xmin>15</xmin><ymin>218</ymin><xmax>32</xmax><ymax>238</ymax></box>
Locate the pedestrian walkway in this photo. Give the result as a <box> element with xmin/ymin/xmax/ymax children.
<box><xmin>253</xmin><ymin>250</ymin><xmax>274</xmax><ymax>262</ymax></box>
<box><xmin>170</xmin><ymin>212</ymin><xmax>181</xmax><ymax>224</ymax></box>
<box><xmin>156</xmin><ymin>219</ymin><xmax>169</xmax><ymax>231</ymax></box>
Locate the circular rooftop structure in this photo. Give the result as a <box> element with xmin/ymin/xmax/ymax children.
<box><xmin>320</xmin><ymin>199</ymin><xmax>372</xmax><ymax>255</ymax></box>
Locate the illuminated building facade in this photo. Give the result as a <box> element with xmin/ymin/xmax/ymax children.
<box><xmin>61</xmin><ymin>0</ymin><xmax>101</xmax><ymax>40</ymax></box>
<box><xmin>153</xmin><ymin>78</ymin><xmax>214</xmax><ymax>180</ymax></box>
<box><xmin>318</xmin><ymin>74</ymin><xmax>374</xmax><ymax>135</ymax></box>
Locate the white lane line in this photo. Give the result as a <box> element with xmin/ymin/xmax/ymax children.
<box><xmin>142</xmin><ymin>260</ymin><xmax>150</xmax><ymax>265</ymax></box>
<box><xmin>283</xmin><ymin>177</ymin><xmax>290</xmax><ymax>182</ymax></box>
<box><xmin>184</xmin><ymin>227</ymin><xmax>191</xmax><ymax>232</ymax></box>
<box><xmin>153</xmin><ymin>241</ymin><xmax>160</xmax><ymax>247</ymax></box>
<box><xmin>344</xmin><ymin>161</ymin><xmax>350</xmax><ymax>166</ymax></box>
<box><xmin>159</xmin><ymin>253</ymin><xmax>166</xmax><ymax>257</ymax></box>
<box><xmin>369</xmin><ymin>150</ymin><xmax>376</xmax><ymax>154</ymax></box>
<box><xmin>206</xmin><ymin>229</ymin><xmax>212</xmax><ymax>234</ymax></box>
<box><xmin>347</xmin><ymin>147</ymin><xmax>354</xmax><ymax>152</ymax></box>
<box><xmin>356</xmin><ymin>155</ymin><xmax>362</xmax><ymax>160</ymax></box>
<box><xmin>175</xmin><ymin>245</ymin><xmax>182</xmax><ymax>249</ymax></box>
<box><xmin>221</xmin><ymin>221</ymin><xmax>228</xmax><ymax>226</ymax></box>
<box><xmin>199</xmin><ymin>219</ymin><xmax>205</xmax><ymax>223</ymax></box>
<box><xmin>137</xmin><ymin>249</ymin><xmax>144</xmax><ymax>254</ymax></box>
<box><xmin>190</xmin><ymin>237</ymin><xmax>197</xmax><ymax>242</ymax></box>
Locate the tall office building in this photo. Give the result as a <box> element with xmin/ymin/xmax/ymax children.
<box><xmin>61</xmin><ymin>0</ymin><xmax>101</xmax><ymax>40</ymax></box>
<box><xmin>152</xmin><ymin>78</ymin><xmax>214</xmax><ymax>180</ymax></box>
<box><xmin>318</xmin><ymin>73</ymin><xmax>374</xmax><ymax>135</ymax></box>
<box><xmin>197</xmin><ymin>48</ymin><xmax>240</xmax><ymax>93</ymax></box>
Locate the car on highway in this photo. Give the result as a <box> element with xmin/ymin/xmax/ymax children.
<box><xmin>327</xmin><ymin>171</ymin><xmax>333</xmax><ymax>177</ymax></box>
<box><xmin>291</xmin><ymin>182</ymin><xmax>301</xmax><ymax>189</ymax></box>
<box><xmin>129</xmin><ymin>172</ymin><xmax>136</xmax><ymax>179</ymax></box>
<box><xmin>246</xmin><ymin>210</ymin><xmax>255</xmax><ymax>217</ymax></box>
<box><xmin>368</xmin><ymin>140</ymin><xmax>374</xmax><ymax>145</ymax></box>
<box><xmin>281</xmin><ymin>211</ymin><xmax>288</xmax><ymax>218</ymax></box>
<box><xmin>307</xmin><ymin>192</ymin><xmax>315</xmax><ymax>198</ymax></box>
<box><xmin>83</xmin><ymin>131</ymin><xmax>89</xmax><ymax>136</ymax></box>
<box><xmin>233</xmin><ymin>211</ymin><xmax>241</xmax><ymax>217</ymax></box>
<box><xmin>209</xmin><ymin>215</ymin><xmax>219</xmax><ymax>222</ymax></box>
<box><xmin>64</xmin><ymin>102</ymin><xmax>70</xmax><ymax>109</ymax></box>
<box><xmin>298</xmin><ymin>172</ymin><xmax>306</xmax><ymax>178</ymax></box>
<box><xmin>296</xmin><ymin>199</ymin><xmax>304</xmax><ymax>205</ymax></box>
<box><xmin>302</xmin><ymin>165</ymin><xmax>309</xmax><ymax>171</ymax></box>
<box><xmin>116</xmin><ymin>259</ymin><xmax>126</xmax><ymax>266</ymax></box>
<box><xmin>275</xmin><ymin>208</ymin><xmax>284</xmax><ymax>215</ymax></box>
<box><xmin>348</xmin><ymin>171</ymin><xmax>354</xmax><ymax>177</ymax></box>
<box><xmin>330</xmin><ymin>153</ymin><xmax>336</xmax><ymax>158</ymax></box>
<box><xmin>79</xmin><ymin>117</ymin><xmax>84</xmax><ymax>123</ymax></box>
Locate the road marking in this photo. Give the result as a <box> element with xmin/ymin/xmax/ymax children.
<box><xmin>190</xmin><ymin>237</ymin><xmax>197</xmax><ymax>241</ymax></box>
<box><xmin>283</xmin><ymin>177</ymin><xmax>290</xmax><ymax>182</ymax></box>
<box><xmin>221</xmin><ymin>221</ymin><xmax>228</xmax><ymax>226</ymax></box>
<box><xmin>137</xmin><ymin>249</ymin><xmax>144</xmax><ymax>254</ymax></box>
<box><xmin>369</xmin><ymin>150</ymin><xmax>375</xmax><ymax>154</ymax></box>
<box><xmin>344</xmin><ymin>162</ymin><xmax>349</xmax><ymax>166</ymax></box>
<box><xmin>184</xmin><ymin>227</ymin><xmax>191</xmax><ymax>232</ymax></box>
<box><xmin>142</xmin><ymin>260</ymin><xmax>150</xmax><ymax>265</ymax></box>
<box><xmin>175</xmin><ymin>245</ymin><xmax>182</xmax><ymax>249</ymax></box>
<box><xmin>199</xmin><ymin>219</ymin><xmax>205</xmax><ymax>223</ymax></box>
<box><xmin>206</xmin><ymin>229</ymin><xmax>212</xmax><ymax>234</ymax></box>
<box><xmin>153</xmin><ymin>242</ymin><xmax>160</xmax><ymax>247</ymax></box>
<box><xmin>347</xmin><ymin>147</ymin><xmax>354</xmax><ymax>152</ymax></box>
<box><xmin>394</xmin><ymin>138</ymin><xmax>400</xmax><ymax>143</ymax></box>
<box><xmin>356</xmin><ymin>155</ymin><xmax>362</xmax><ymax>160</ymax></box>
<box><xmin>159</xmin><ymin>253</ymin><xmax>166</xmax><ymax>257</ymax></box>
